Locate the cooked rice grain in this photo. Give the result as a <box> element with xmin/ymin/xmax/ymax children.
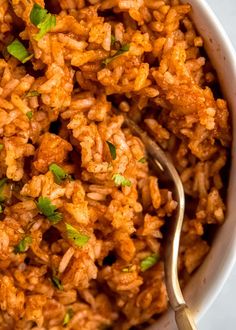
<box><xmin>0</xmin><ymin>0</ymin><xmax>231</xmax><ymax>329</ymax></box>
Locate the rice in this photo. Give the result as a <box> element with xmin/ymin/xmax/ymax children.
<box><xmin>0</xmin><ymin>0</ymin><xmax>231</xmax><ymax>329</ymax></box>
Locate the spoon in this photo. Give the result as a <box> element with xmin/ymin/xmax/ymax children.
<box><xmin>124</xmin><ymin>117</ymin><xmax>197</xmax><ymax>330</ymax></box>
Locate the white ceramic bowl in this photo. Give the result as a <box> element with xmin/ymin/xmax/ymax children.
<box><xmin>149</xmin><ymin>1</ymin><xmax>236</xmax><ymax>329</ymax></box>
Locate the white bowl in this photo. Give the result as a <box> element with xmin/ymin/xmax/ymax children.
<box><xmin>149</xmin><ymin>1</ymin><xmax>236</xmax><ymax>329</ymax></box>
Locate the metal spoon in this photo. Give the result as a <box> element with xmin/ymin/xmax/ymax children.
<box><xmin>124</xmin><ymin>117</ymin><xmax>197</xmax><ymax>330</ymax></box>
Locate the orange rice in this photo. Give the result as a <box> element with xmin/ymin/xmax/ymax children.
<box><xmin>0</xmin><ymin>0</ymin><xmax>231</xmax><ymax>329</ymax></box>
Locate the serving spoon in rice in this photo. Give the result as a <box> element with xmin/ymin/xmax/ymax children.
<box><xmin>125</xmin><ymin>117</ymin><xmax>197</xmax><ymax>330</ymax></box>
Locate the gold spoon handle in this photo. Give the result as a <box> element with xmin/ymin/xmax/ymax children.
<box><xmin>175</xmin><ymin>305</ymin><xmax>197</xmax><ymax>330</ymax></box>
<box><xmin>123</xmin><ymin>116</ymin><xmax>196</xmax><ymax>330</ymax></box>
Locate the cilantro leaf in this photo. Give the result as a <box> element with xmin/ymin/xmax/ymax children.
<box><xmin>106</xmin><ymin>141</ymin><xmax>116</xmax><ymax>160</ymax></box>
<box><xmin>121</xmin><ymin>265</ymin><xmax>135</xmax><ymax>273</ymax></box>
<box><xmin>36</xmin><ymin>196</ymin><xmax>62</xmax><ymax>224</ymax></box>
<box><xmin>138</xmin><ymin>157</ymin><xmax>146</xmax><ymax>163</ymax></box>
<box><xmin>0</xmin><ymin>178</ymin><xmax>7</xmax><ymax>202</ymax></box>
<box><xmin>121</xmin><ymin>267</ymin><xmax>129</xmax><ymax>273</ymax></box>
<box><xmin>0</xmin><ymin>144</ymin><xmax>3</xmax><ymax>150</ymax></box>
<box><xmin>51</xmin><ymin>275</ymin><xmax>63</xmax><ymax>290</ymax></box>
<box><xmin>63</xmin><ymin>308</ymin><xmax>74</xmax><ymax>327</ymax></box>
<box><xmin>111</xmin><ymin>34</ymin><xmax>116</xmax><ymax>45</ymax></box>
<box><xmin>14</xmin><ymin>236</ymin><xmax>32</xmax><ymax>254</ymax></box>
<box><xmin>30</xmin><ymin>3</ymin><xmax>56</xmax><ymax>41</ymax></box>
<box><xmin>35</xmin><ymin>14</ymin><xmax>56</xmax><ymax>41</ymax></box>
<box><xmin>65</xmin><ymin>223</ymin><xmax>90</xmax><ymax>247</ymax></box>
<box><xmin>117</xmin><ymin>43</ymin><xmax>130</xmax><ymax>53</ymax></box>
<box><xmin>30</xmin><ymin>3</ymin><xmax>48</xmax><ymax>26</ymax></box>
<box><xmin>140</xmin><ymin>254</ymin><xmax>159</xmax><ymax>272</ymax></box>
<box><xmin>25</xmin><ymin>90</ymin><xmax>40</xmax><ymax>98</ymax></box>
<box><xmin>26</xmin><ymin>111</ymin><xmax>33</xmax><ymax>120</ymax></box>
<box><xmin>102</xmin><ymin>43</ymin><xmax>130</xmax><ymax>66</ymax></box>
<box><xmin>49</xmin><ymin>163</ymin><xmax>69</xmax><ymax>184</ymax></box>
<box><xmin>0</xmin><ymin>178</ymin><xmax>7</xmax><ymax>188</ymax></box>
<box><xmin>112</xmin><ymin>174</ymin><xmax>131</xmax><ymax>187</ymax></box>
<box><xmin>7</xmin><ymin>39</ymin><xmax>33</xmax><ymax>63</ymax></box>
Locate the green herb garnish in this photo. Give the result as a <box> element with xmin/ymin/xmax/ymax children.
<box><xmin>102</xmin><ymin>43</ymin><xmax>130</xmax><ymax>66</ymax></box>
<box><xmin>0</xmin><ymin>144</ymin><xmax>3</xmax><ymax>150</ymax></box>
<box><xmin>0</xmin><ymin>178</ymin><xmax>7</xmax><ymax>202</ymax></box>
<box><xmin>121</xmin><ymin>267</ymin><xmax>129</xmax><ymax>273</ymax></box>
<box><xmin>26</xmin><ymin>111</ymin><xmax>33</xmax><ymax>120</ymax></box>
<box><xmin>140</xmin><ymin>254</ymin><xmax>159</xmax><ymax>272</ymax></box>
<box><xmin>36</xmin><ymin>196</ymin><xmax>62</xmax><ymax>224</ymax></box>
<box><xmin>7</xmin><ymin>39</ymin><xmax>33</xmax><ymax>63</ymax></box>
<box><xmin>35</xmin><ymin>14</ymin><xmax>56</xmax><ymax>41</ymax></box>
<box><xmin>49</xmin><ymin>163</ymin><xmax>70</xmax><ymax>184</ymax></box>
<box><xmin>0</xmin><ymin>205</ymin><xmax>3</xmax><ymax>213</ymax></box>
<box><xmin>14</xmin><ymin>236</ymin><xmax>32</xmax><ymax>254</ymax></box>
<box><xmin>121</xmin><ymin>265</ymin><xmax>134</xmax><ymax>273</ymax></box>
<box><xmin>25</xmin><ymin>90</ymin><xmax>40</xmax><ymax>98</ymax></box>
<box><xmin>111</xmin><ymin>35</ymin><xmax>116</xmax><ymax>45</ymax></box>
<box><xmin>0</xmin><ymin>178</ymin><xmax>7</xmax><ymax>187</ymax></box>
<box><xmin>106</xmin><ymin>141</ymin><xmax>116</xmax><ymax>160</ymax></box>
<box><xmin>30</xmin><ymin>3</ymin><xmax>48</xmax><ymax>26</ymax></box>
<box><xmin>30</xmin><ymin>3</ymin><xmax>56</xmax><ymax>41</ymax></box>
<box><xmin>65</xmin><ymin>223</ymin><xmax>90</xmax><ymax>247</ymax></box>
<box><xmin>112</xmin><ymin>174</ymin><xmax>131</xmax><ymax>187</ymax></box>
<box><xmin>51</xmin><ymin>275</ymin><xmax>63</xmax><ymax>290</ymax></box>
<box><xmin>122</xmin><ymin>267</ymin><xmax>131</xmax><ymax>273</ymax></box>
<box><xmin>138</xmin><ymin>157</ymin><xmax>146</xmax><ymax>163</ymax></box>
<box><xmin>63</xmin><ymin>308</ymin><xmax>74</xmax><ymax>327</ymax></box>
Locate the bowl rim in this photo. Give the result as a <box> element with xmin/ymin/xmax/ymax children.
<box><xmin>183</xmin><ymin>0</ymin><xmax>236</xmax><ymax>321</ymax></box>
<box><xmin>149</xmin><ymin>1</ymin><xmax>236</xmax><ymax>328</ymax></box>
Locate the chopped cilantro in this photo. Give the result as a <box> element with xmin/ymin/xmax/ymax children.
<box><xmin>35</xmin><ymin>14</ymin><xmax>56</xmax><ymax>41</ymax></box>
<box><xmin>26</xmin><ymin>111</ymin><xmax>33</xmax><ymax>120</ymax></box>
<box><xmin>111</xmin><ymin>34</ymin><xmax>116</xmax><ymax>45</ymax></box>
<box><xmin>14</xmin><ymin>236</ymin><xmax>32</xmax><ymax>254</ymax></box>
<box><xmin>0</xmin><ymin>178</ymin><xmax>7</xmax><ymax>187</ymax></box>
<box><xmin>51</xmin><ymin>275</ymin><xmax>63</xmax><ymax>290</ymax></box>
<box><xmin>49</xmin><ymin>163</ymin><xmax>70</xmax><ymax>184</ymax></box>
<box><xmin>36</xmin><ymin>196</ymin><xmax>62</xmax><ymax>224</ymax></box>
<box><xmin>30</xmin><ymin>3</ymin><xmax>48</xmax><ymax>26</ymax></box>
<box><xmin>112</xmin><ymin>174</ymin><xmax>131</xmax><ymax>187</ymax></box>
<box><xmin>30</xmin><ymin>3</ymin><xmax>56</xmax><ymax>41</ymax></box>
<box><xmin>121</xmin><ymin>267</ymin><xmax>129</xmax><ymax>273</ymax></box>
<box><xmin>0</xmin><ymin>178</ymin><xmax>7</xmax><ymax>202</ymax></box>
<box><xmin>106</xmin><ymin>141</ymin><xmax>116</xmax><ymax>160</ymax></box>
<box><xmin>138</xmin><ymin>157</ymin><xmax>146</xmax><ymax>163</ymax></box>
<box><xmin>0</xmin><ymin>144</ymin><xmax>3</xmax><ymax>150</ymax></box>
<box><xmin>63</xmin><ymin>308</ymin><xmax>74</xmax><ymax>327</ymax></box>
<box><xmin>65</xmin><ymin>223</ymin><xmax>90</xmax><ymax>247</ymax></box>
<box><xmin>7</xmin><ymin>39</ymin><xmax>33</xmax><ymax>63</ymax></box>
<box><xmin>102</xmin><ymin>43</ymin><xmax>130</xmax><ymax>66</ymax></box>
<box><xmin>25</xmin><ymin>90</ymin><xmax>40</xmax><ymax>98</ymax></box>
<box><xmin>140</xmin><ymin>254</ymin><xmax>159</xmax><ymax>272</ymax></box>
<box><xmin>121</xmin><ymin>265</ymin><xmax>135</xmax><ymax>273</ymax></box>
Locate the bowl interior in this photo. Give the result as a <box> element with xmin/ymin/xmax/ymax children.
<box><xmin>149</xmin><ymin>1</ymin><xmax>236</xmax><ymax>329</ymax></box>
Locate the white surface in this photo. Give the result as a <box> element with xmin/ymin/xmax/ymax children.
<box><xmin>199</xmin><ymin>1</ymin><xmax>236</xmax><ymax>330</ymax></box>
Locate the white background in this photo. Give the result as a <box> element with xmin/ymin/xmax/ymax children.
<box><xmin>199</xmin><ymin>1</ymin><xmax>236</xmax><ymax>329</ymax></box>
